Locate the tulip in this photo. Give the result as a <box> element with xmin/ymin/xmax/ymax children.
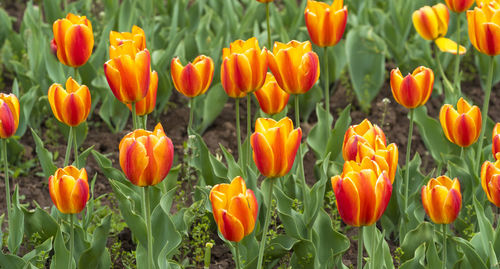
<box><xmin>126</xmin><ymin>71</ymin><xmax>158</xmax><ymax>116</ymax></box>
<box><xmin>256</xmin><ymin>0</ymin><xmax>273</xmax><ymax>2</ymax></box>
<box><xmin>48</xmin><ymin>77</ymin><xmax>91</xmax><ymax>127</ymax></box>
<box><xmin>493</xmin><ymin>123</ymin><xmax>500</xmax><ymax>160</ymax></box>
<box><xmin>119</xmin><ymin>123</ymin><xmax>174</xmax><ymax>187</ymax></box>
<box><xmin>342</xmin><ymin>119</ymin><xmax>386</xmax><ymax>161</ymax></box>
<box><xmin>421</xmin><ymin>176</ymin><xmax>462</xmax><ymax>224</ymax></box>
<box><xmin>48</xmin><ymin>165</ymin><xmax>89</xmax><ymax>214</ymax></box>
<box><xmin>254</xmin><ymin>73</ymin><xmax>290</xmax><ymax>115</ymax></box>
<box><xmin>104</xmin><ymin>42</ymin><xmax>151</xmax><ymax>104</ymax></box>
<box><xmin>439</xmin><ymin>97</ymin><xmax>481</xmax><ymax>147</ymax></box>
<box><xmin>267</xmin><ymin>40</ymin><xmax>320</xmax><ymax>95</ymax></box>
<box><xmin>0</xmin><ymin>93</ymin><xmax>20</xmax><ymax>139</ymax></box>
<box><xmin>481</xmin><ymin>160</ymin><xmax>500</xmax><ymax>207</ymax></box>
<box><xmin>109</xmin><ymin>25</ymin><xmax>146</xmax><ymax>51</ymax></box>
<box><xmin>250</xmin><ymin>117</ymin><xmax>302</xmax><ymax>178</ymax></box>
<box><xmin>210</xmin><ymin>176</ymin><xmax>258</xmax><ymax>242</ymax></box>
<box><xmin>304</xmin><ymin>0</ymin><xmax>348</xmax><ymax>48</ymax></box>
<box><xmin>221</xmin><ymin>38</ymin><xmax>268</xmax><ymax>98</ymax></box>
<box><xmin>171</xmin><ymin>55</ymin><xmax>215</xmax><ymax>98</ymax></box>
<box><xmin>467</xmin><ymin>1</ymin><xmax>500</xmax><ymax>56</ymax></box>
<box><xmin>390</xmin><ymin>66</ymin><xmax>434</xmax><ymax>109</ymax></box>
<box><xmin>52</xmin><ymin>13</ymin><xmax>94</xmax><ymax>67</ymax></box>
<box><xmin>445</xmin><ymin>0</ymin><xmax>474</xmax><ymax>13</ymax></box>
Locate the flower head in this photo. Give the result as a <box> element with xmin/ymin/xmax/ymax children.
<box><xmin>0</xmin><ymin>93</ymin><xmax>20</xmax><ymax>139</ymax></box>
<box><xmin>49</xmin><ymin>166</ymin><xmax>89</xmax><ymax>214</ymax></box>
<box><xmin>439</xmin><ymin>97</ymin><xmax>481</xmax><ymax>147</ymax></box>
<box><xmin>48</xmin><ymin>77</ymin><xmax>91</xmax><ymax>126</ymax></box>
<box><xmin>421</xmin><ymin>176</ymin><xmax>462</xmax><ymax>224</ymax></box>
<box><xmin>52</xmin><ymin>13</ymin><xmax>94</xmax><ymax>67</ymax></box>
<box><xmin>304</xmin><ymin>0</ymin><xmax>348</xmax><ymax>47</ymax></box>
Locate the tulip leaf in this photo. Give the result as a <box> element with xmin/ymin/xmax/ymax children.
<box><xmin>0</xmin><ymin>8</ymin><xmax>12</xmax><ymax>48</ymax></box>
<box><xmin>78</xmin><ymin>215</ymin><xmax>111</xmax><ymax>269</ymax></box>
<box><xmin>307</xmin><ymin>103</ymin><xmax>333</xmax><ymax>159</ymax></box>
<box><xmin>0</xmin><ymin>252</ymin><xmax>26</xmax><ymax>268</ymax></box>
<box><xmin>453</xmin><ymin>237</ymin><xmax>488</xmax><ymax>269</ymax></box>
<box><xmin>192</xmin><ymin>132</ymin><xmax>227</xmax><ymax>186</ymax></box>
<box><xmin>197</xmin><ymin>83</ymin><xmax>228</xmax><ymax>134</ymax></box>
<box><xmin>473</xmin><ymin>196</ymin><xmax>495</xmax><ymax>262</ymax></box>
<box><xmin>30</xmin><ymin>128</ymin><xmax>57</xmax><ymax>179</ymax></box>
<box><xmin>52</xmin><ymin>227</ymin><xmax>73</xmax><ymax>269</ymax></box>
<box><xmin>152</xmin><ymin>195</ymin><xmax>182</xmax><ymax>264</ymax></box>
<box><xmin>91</xmin><ymin>150</ymin><xmax>129</xmax><ymax>183</ymax></box>
<box><xmin>290</xmin><ymin>240</ymin><xmax>316</xmax><ymax>268</ymax></box>
<box><xmin>401</xmin><ymin>222</ymin><xmax>434</xmax><ymax>262</ymax></box>
<box><xmin>22</xmin><ymin>203</ymin><xmax>58</xmax><ymax>243</ymax></box>
<box><xmin>22</xmin><ymin>237</ymin><xmax>52</xmax><ymax>265</ymax></box>
<box><xmin>399</xmin><ymin>243</ymin><xmax>426</xmax><ymax>269</ymax></box>
<box><xmin>326</xmin><ymin>105</ymin><xmax>351</xmax><ymax>162</ymax></box>
<box><xmin>7</xmin><ymin>186</ymin><xmax>24</xmax><ymax>254</ymax></box>
<box><xmin>426</xmin><ymin>238</ymin><xmax>442</xmax><ymax>269</ymax></box>
<box><xmin>313</xmin><ymin>209</ymin><xmax>349</xmax><ymax>267</ymax></box>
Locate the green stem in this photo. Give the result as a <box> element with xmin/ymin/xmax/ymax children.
<box><xmin>235</xmin><ymin>98</ymin><xmax>243</xmax><ymax>163</ymax></box>
<box><xmin>434</xmin><ymin>45</ymin><xmax>455</xmax><ymax>97</ymax></box>
<box><xmin>266</xmin><ymin>3</ymin><xmax>271</xmax><ymax>49</ymax></box>
<box><xmin>246</xmin><ymin>95</ymin><xmax>251</xmax><ymax>170</ymax></box>
<box><xmin>188</xmin><ymin>98</ymin><xmax>194</xmax><ymax>133</ymax></box>
<box><xmin>370</xmin><ymin>224</ymin><xmax>376</xmax><ymax>269</ymax></box>
<box><xmin>72</xmin><ymin>126</ymin><xmax>79</xmax><ymax>168</ymax></box>
<box><xmin>235</xmin><ymin>242</ymin><xmax>241</xmax><ymax>269</ymax></box>
<box><xmin>257</xmin><ymin>178</ymin><xmax>274</xmax><ymax>269</ymax></box>
<box><xmin>358</xmin><ymin>226</ymin><xmax>364</xmax><ymax>269</ymax></box>
<box><xmin>442</xmin><ymin>224</ymin><xmax>447</xmax><ymax>269</ymax></box>
<box><xmin>324</xmin><ymin>46</ymin><xmax>330</xmax><ymax>114</ymax></box>
<box><xmin>435</xmin><ymin>162</ymin><xmax>443</xmax><ymax>177</ymax></box>
<box><xmin>64</xmin><ymin>127</ymin><xmax>73</xmax><ymax>167</ymax></box>
<box><xmin>142</xmin><ymin>115</ymin><xmax>148</xmax><ymax>130</ymax></box>
<box><xmin>404</xmin><ymin>109</ymin><xmax>415</xmax><ymax>214</ymax></box>
<box><xmin>2</xmin><ymin>139</ymin><xmax>10</xmax><ymax>222</ymax></box>
<box><xmin>144</xmin><ymin>187</ymin><xmax>153</xmax><ymax>269</ymax></box>
<box><xmin>294</xmin><ymin>96</ymin><xmax>307</xmax><ymax>205</ymax></box>
<box><xmin>454</xmin><ymin>15</ymin><xmax>461</xmax><ymax>92</ymax></box>
<box><xmin>475</xmin><ymin>56</ymin><xmax>495</xmax><ymax>174</ymax></box>
<box><xmin>132</xmin><ymin>102</ymin><xmax>138</xmax><ymax>130</ymax></box>
<box><xmin>69</xmin><ymin>214</ymin><xmax>74</xmax><ymax>269</ymax></box>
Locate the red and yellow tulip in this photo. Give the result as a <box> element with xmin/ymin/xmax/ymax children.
<box><xmin>126</xmin><ymin>71</ymin><xmax>158</xmax><ymax>116</ymax></box>
<box><xmin>221</xmin><ymin>38</ymin><xmax>268</xmax><ymax>98</ymax></box>
<box><xmin>467</xmin><ymin>1</ymin><xmax>500</xmax><ymax>56</ymax></box>
<box><xmin>421</xmin><ymin>176</ymin><xmax>462</xmax><ymax>224</ymax></box>
<box><xmin>171</xmin><ymin>55</ymin><xmax>215</xmax><ymax>98</ymax></box>
<box><xmin>48</xmin><ymin>77</ymin><xmax>91</xmax><ymax>127</ymax></box>
<box><xmin>110</xmin><ymin>25</ymin><xmax>146</xmax><ymax>51</ymax></box>
<box><xmin>481</xmin><ymin>160</ymin><xmax>500</xmax><ymax>207</ymax></box>
<box><xmin>210</xmin><ymin>176</ymin><xmax>258</xmax><ymax>242</ymax></box>
<box><xmin>119</xmin><ymin>123</ymin><xmax>174</xmax><ymax>187</ymax></box>
<box><xmin>445</xmin><ymin>0</ymin><xmax>474</xmax><ymax>13</ymax></box>
<box><xmin>48</xmin><ymin>166</ymin><xmax>89</xmax><ymax>214</ymax></box>
<box><xmin>439</xmin><ymin>97</ymin><xmax>481</xmax><ymax>147</ymax></box>
<box><xmin>304</xmin><ymin>0</ymin><xmax>348</xmax><ymax>48</ymax></box>
<box><xmin>52</xmin><ymin>13</ymin><xmax>94</xmax><ymax>67</ymax></box>
<box><xmin>0</xmin><ymin>93</ymin><xmax>20</xmax><ymax>139</ymax></box>
<box><xmin>104</xmin><ymin>42</ymin><xmax>151</xmax><ymax>104</ymax></box>
<box><xmin>253</xmin><ymin>73</ymin><xmax>290</xmax><ymax>115</ymax></box>
<box><xmin>251</xmin><ymin>117</ymin><xmax>302</xmax><ymax>178</ymax></box>
<box><xmin>267</xmin><ymin>40</ymin><xmax>320</xmax><ymax>95</ymax></box>
<box><xmin>390</xmin><ymin>66</ymin><xmax>434</xmax><ymax>109</ymax></box>
<box><xmin>331</xmin><ymin>160</ymin><xmax>392</xmax><ymax>226</ymax></box>
<box><xmin>256</xmin><ymin>0</ymin><xmax>273</xmax><ymax>2</ymax></box>
<box><xmin>492</xmin><ymin>123</ymin><xmax>500</xmax><ymax>160</ymax></box>
<box><xmin>342</xmin><ymin>119</ymin><xmax>386</xmax><ymax>161</ymax></box>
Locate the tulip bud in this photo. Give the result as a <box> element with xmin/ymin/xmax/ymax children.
<box><xmin>0</xmin><ymin>93</ymin><xmax>20</xmax><ymax>139</ymax></box>
<box><xmin>254</xmin><ymin>73</ymin><xmax>290</xmax><ymax>115</ymax></box>
<box><xmin>52</xmin><ymin>13</ymin><xmax>94</xmax><ymax>67</ymax></box>
<box><xmin>48</xmin><ymin>77</ymin><xmax>91</xmax><ymax>127</ymax></box>
<box><xmin>171</xmin><ymin>55</ymin><xmax>215</xmax><ymax>98</ymax></box>
<box><xmin>421</xmin><ymin>176</ymin><xmax>462</xmax><ymax>224</ymax></box>
<box><xmin>390</xmin><ymin>66</ymin><xmax>434</xmax><ymax>109</ymax></box>
<box><xmin>49</xmin><ymin>166</ymin><xmax>89</xmax><ymax>214</ymax></box>
<box><xmin>304</xmin><ymin>0</ymin><xmax>348</xmax><ymax>47</ymax></box>
<box><xmin>439</xmin><ymin>97</ymin><xmax>481</xmax><ymax>147</ymax></box>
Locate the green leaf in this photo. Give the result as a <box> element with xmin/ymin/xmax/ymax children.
<box><xmin>399</xmin><ymin>243</ymin><xmax>426</xmax><ymax>269</ymax></box>
<box><xmin>0</xmin><ymin>8</ymin><xmax>12</xmax><ymax>48</ymax></box>
<box><xmin>22</xmin><ymin>204</ymin><xmax>58</xmax><ymax>242</ymax></box>
<box><xmin>453</xmin><ymin>237</ymin><xmax>488</xmax><ymax>269</ymax></box>
<box><xmin>473</xmin><ymin>196</ymin><xmax>495</xmax><ymax>261</ymax></box>
<box><xmin>52</xmin><ymin>227</ymin><xmax>73</xmax><ymax>269</ymax></box>
<box><xmin>30</xmin><ymin>128</ymin><xmax>57</xmax><ymax>179</ymax></box>
<box><xmin>78</xmin><ymin>215</ymin><xmax>111</xmax><ymax>268</ymax></box>
<box><xmin>401</xmin><ymin>222</ymin><xmax>434</xmax><ymax>262</ymax></box>
<box><xmin>7</xmin><ymin>186</ymin><xmax>24</xmax><ymax>254</ymax></box>
<box><xmin>0</xmin><ymin>252</ymin><xmax>26</xmax><ymax>268</ymax></box>
<box><xmin>307</xmin><ymin>104</ymin><xmax>333</xmax><ymax>159</ymax></box>
<box><xmin>290</xmin><ymin>240</ymin><xmax>316</xmax><ymax>268</ymax></box>
<box><xmin>313</xmin><ymin>209</ymin><xmax>349</xmax><ymax>267</ymax></box>
<box><xmin>326</xmin><ymin>105</ymin><xmax>351</xmax><ymax>162</ymax></box>
<box><xmin>197</xmin><ymin>83</ymin><xmax>228</xmax><ymax>134</ymax></box>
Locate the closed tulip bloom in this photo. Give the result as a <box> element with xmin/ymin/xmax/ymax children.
<box><xmin>467</xmin><ymin>1</ymin><xmax>500</xmax><ymax>56</ymax></box>
<box><xmin>49</xmin><ymin>166</ymin><xmax>89</xmax><ymax>214</ymax></box>
<box><xmin>109</xmin><ymin>25</ymin><xmax>146</xmax><ymax>51</ymax></box>
<box><xmin>439</xmin><ymin>97</ymin><xmax>481</xmax><ymax>147</ymax></box>
<box><xmin>171</xmin><ymin>55</ymin><xmax>214</xmax><ymax>98</ymax></box>
<box><xmin>48</xmin><ymin>77</ymin><xmax>91</xmax><ymax>127</ymax></box>
<box><xmin>251</xmin><ymin>117</ymin><xmax>302</xmax><ymax>178</ymax></box>
<box><xmin>104</xmin><ymin>42</ymin><xmax>151</xmax><ymax>104</ymax></box>
<box><xmin>52</xmin><ymin>13</ymin><xmax>94</xmax><ymax>67</ymax></box>
<box><xmin>492</xmin><ymin>123</ymin><xmax>500</xmax><ymax>159</ymax></box>
<box><xmin>254</xmin><ymin>73</ymin><xmax>290</xmax><ymax>115</ymax></box>
<box><xmin>267</xmin><ymin>40</ymin><xmax>320</xmax><ymax>95</ymax></box>
<box><xmin>481</xmin><ymin>160</ymin><xmax>500</xmax><ymax>207</ymax></box>
<box><xmin>221</xmin><ymin>38</ymin><xmax>268</xmax><ymax>98</ymax></box>
<box><xmin>331</xmin><ymin>161</ymin><xmax>392</xmax><ymax>226</ymax></box>
<box><xmin>390</xmin><ymin>66</ymin><xmax>434</xmax><ymax>109</ymax></box>
<box><xmin>119</xmin><ymin>123</ymin><xmax>174</xmax><ymax>187</ymax></box>
<box><xmin>421</xmin><ymin>176</ymin><xmax>462</xmax><ymax>224</ymax></box>
<box><xmin>210</xmin><ymin>176</ymin><xmax>258</xmax><ymax>242</ymax></box>
<box><xmin>445</xmin><ymin>0</ymin><xmax>474</xmax><ymax>13</ymax></box>
<box><xmin>126</xmin><ymin>71</ymin><xmax>158</xmax><ymax>116</ymax></box>
<box><xmin>304</xmin><ymin>0</ymin><xmax>348</xmax><ymax>47</ymax></box>
<box><xmin>342</xmin><ymin>119</ymin><xmax>386</xmax><ymax>161</ymax></box>
<box><xmin>0</xmin><ymin>93</ymin><xmax>20</xmax><ymax>139</ymax></box>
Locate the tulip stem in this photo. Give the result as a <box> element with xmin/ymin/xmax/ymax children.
<box><xmin>257</xmin><ymin>178</ymin><xmax>274</xmax><ymax>269</ymax></box>
<box><xmin>132</xmin><ymin>102</ymin><xmax>138</xmax><ymax>130</ymax></box>
<box><xmin>370</xmin><ymin>224</ymin><xmax>376</xmax><ymax>269</ymax></box>
<box><xmin>246</xmin><ymin>95</ymin><xmax>252</xmax><ymax>171</ymax></box>
<box><xmin>143</xmin><ymin>115</ymin><xmax>148</xmax><ymax>130</ymax></box>
<box><xmin>442</xmin><ymin>224</ymin><xmax>447</xmax><ymax>269</ymax></box>
<box><xmin>69</xmin><ymin>214</ymin><xmax>74</xmax><ymax>269</ymax></box>
<box><xmin>434</xmin><ymin>45</ymin><xmax>455</xmax><ymax>97</ymax></box>
<box><xmin>475</xmin><ymin>56</ymin><xmax>494</xmax><ymax>174</ymax></box>
<box><xmin>454</xmin><ymin>15</ymin><xmax>461</xmax><ymax>93</ymax></box>
<box><xmin>324</xmin><ymin>46</ymin><xmax>330</xmax><ymax>114</ymax></box>
<box><xmin>358</xmin><ymin>226</ymin><xmax>364</xmax><ymax>269</ymax></box>
<box><xmin>64</xmin><ymin>127</ymin><xmax>73</xmax><ymax>167</ymax></box>
<box><xmin>144</xmin><ymin>186</ymin><xmax>153</xmax><ymax>269</ymax></box>
<box><xmin>2</xmin><ymin>139</ymin><xmax>10</xmax><ymax>223</ymax></box>
<box><xmin>404</xmin><ymin>109</ymin><xmax>414</xmax><ymax>214</ymax></box>
<box><xmin>72</xmin><ymin>126</ymin><xmax>79</xmax><ymax>168</ymax></box>
<box><xmin>235</xmin><ymin>98</ymin><xmax>243</xmax><ymax>163</ymax></box>
<box><xmin>266</xmin><ymin>3</ymin><xmax>271</xmax><ymax>49</ymax></box>
<box><xmin>235</xmin><ymin>242</ymin><xmax>241</xmax><ymax>269</ymax></box>
<box><xmin>294</xmin><ymin>95</ymin><xmax>307</xmax><ymax>207</ymax></box>
<box><xmin>188</xmin><ymin>98</ymin><xmax>194</xmax><ymax>133</ymax></box>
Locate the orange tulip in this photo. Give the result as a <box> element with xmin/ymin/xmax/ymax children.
<box><xmin>421</xmin><ymin>176</ymin><xmax>462</xmax><ymax>224</ymax></box>
<box><xmin>253</xmin><ymin>73</ymin><xmax>290</xmax><ymax>115</ymax></box>
<box><xmin>48</xmin><ymin>166</ymin><xmax>89</xmax><ymax>214</ymax></box>
<box><xmin>439</xmin><ymin>97</ymin><xmax>481</xmax><ymax>147</ymax></box>
<box><xmin>304</xmin><ymin>0</ymin><xmax>348</xmax><ymax>48</ymax></box>
<box><xmin>492</xmin><ymin>123</ymin><xmax>500</xmax><ymax>160</ymax></box>
<box><xmin>119</xmin><ymin>123</ymin><xmax>174</xmax><ymax>187</ymax></box>
<box><xmin>256</xmin><ymin>0</ymin><xmax>273</xmax><ymax>2</ymax></box>
<box><xmin>210</xmin><ymin>176</ymin><xmax>258</xmax><ymax>242</ymax></box>
<box><xmin>171</xmin><ymin>55</ymin><xmax>215</xmax><ymax>98</ymax></box>
<box><xmin>481</xmin><ymin>160</ymin><xmax>500</xmax><ymax>207</ymax></box>
<box><xmin>104</xmin><ymin>42</ymin><xmax>151</xmax><ymax>104</ymax></box>
<box><xmin>477</xmin><ymin>0</ymin><xmax>500</xmax><ymax>6</ymax></box>
<box><xmin>342</xmin><ymin>119</ymin><xmax>386</xmax><ymax>161</ymax></box>
<box><xmin>109</xmin><ymin>25</ymin><xmax>146</xmax><ymax>51</ymax></box>
<box><xmin>126</xmin><ymin>71</ymin><xmax>158</xmax><ymax>116</ymax></box>
<box><xmin>221</xmin><ymin>38</ymin><xmax>268</xmax><ymax>98</ymax></box>
<box><xmin>390</xmin><ymin>66</ymin><xmax>434</xmax><ymax>109</ymax></box>
<box><xmin>251</xmin><ymin>117</ymin><xmax>302</xmax><ymax>178</ymax></box>
<box><xmin>0</xmin><ymin>93</ymin><xmax>20</xmax><ymax>139</ymax></box>
<box><xmin>467</xmin><ymin>1</ymin><xmax>500</xmax><ymax>56</ymax></box>
<box><xmin>267</xmin><ymin>40</ymin><xmax>320</xmax><ymax>95</ymax></box>
<box><xmin>445</xmin><ymin>0</ymin><xmax>474</xmax><ymax>13</ymax></box>
<box><xmin>331</xmin><ymin>159</ymin><xmax>392</xmax><ymax>226</ymax></box>
<box><xmin>48</xmin><ymin>77</ymin><xmax>91</xmax><ymax>127</ymax></box>
<box><xmin>52</xmin><ymin>13</ymin><xmax>94</xmax><ymax>67</ymax></box>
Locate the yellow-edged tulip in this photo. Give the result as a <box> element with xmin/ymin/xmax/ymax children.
<box><xmin>492</xmin><ymin>123</ymin><xmax>500</xmax><ymax>160</ymax></box>
<box><xmin>49</xmin><ymin>165</ymin><xmax>89</xmax><ymax>214</ymax></box>
<box><xmin>304</xmin><ymin>0</ymin><xmax>348</xmax><ymax>47</ymax></box>
<box><xmin>48</xmin><ymin>77</ymin><xmax>91</xmax><ymax>127</ymax></box>
<box><xmin>421</xmin><ymin>176</ymin><xmax>462</xmax><ymax>224</ymax></box>
<box><xmin>467</xmin><ymin>1</ymin><xmax>500</xmax><ymax>56</ymax></box>
<box><xmin>171</xmin><ymin>55</ymin><xmax>215</xmax><ymax>98</ymax></box>
<box><xmin>52</xmin><ymin>13</ymin><xmax>94</xmax><ymax>67</ymax></box>
<box><xmin>390</xmin><ymin>66</ymin><xmax>434</xmax><ymax>109</ymax></box>
<box><xmin>445</xmin><ymin>0</ymin><xmax>474</xmax><ymax>13</ymax></box>
<box><xmin>439</xmin><ymin>97</ymin><xmax>481</xmax><ymax>147</ymax></box>
<box><xmin>253</xmin><ymin>73</ymin><xmax>290</xmax><ymax>115</ymax></box>
<box><xmin>481</xmin><ymin>159</ymin><xmax>500</xmax><ymax>207</ymax></box>
<box><xmin>0</xmin><ymin>93</ymin><xmax>20</xmax><ymax>139</ymax></box>
<box><xmin>110</xmin><ymin>25</ymin><xmax>146</xmax><ymax>51</ymax></box>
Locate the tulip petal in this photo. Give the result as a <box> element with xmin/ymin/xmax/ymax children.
<box><xmin>333</xmin><ymin>174</ymin><xmax>360</xmax><ymax>226</ymax></box>
<box><xmin>64</xmin><ymin>24</ymin><xmax>93</xmax><ymax>67</ymax></box>
<box><xmin>119</xmin><ymin>139</ymin><xmax>149</xmax><ymax>186</ymax></box>
<box><xmin>435</xmin><ymin>37</ymin><xmax>467</xmax><ymax>55</ymax></box>
<box><xmin>228</xmin><ymin>195</ymin><xmax>255</xmax><ymax>236</ymax></box>
<box><xmin>251</xmin><ymin>132</ymin><xmax>275</xmax><ymax>177</ymax></box>
<box><xmin>219</xmin><ymin>210</ymin><xmax>244</xmax><ymax>242</ymax></box>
